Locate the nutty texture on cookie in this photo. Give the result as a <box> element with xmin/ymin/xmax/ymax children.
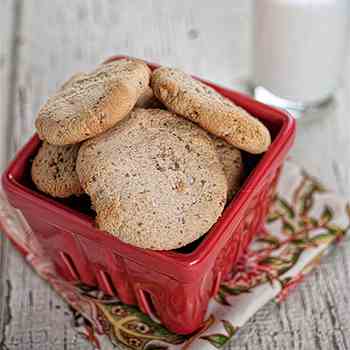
<box><xmin>151</xmin><ymin>67</ymin><xmax>271</xmax><ymax>154</ymax></box>
<box><xmin>76</xmin><ymin>108</ymin><xmax>228</xmax><ymax>250</ymax></box>
<box><xmin>31</xmin><ymin>142</ymin><xmax>82</xmax><ymax>198</ymax></box>
<box><xmin>211</xmin><ymin>136</ymin><xmax>243</xmax><ymax>202</ymax></box>
<box><xmin>36</xmin><ymin>59</ymin><xmax>151</xmax><ymax>145</ymax></box>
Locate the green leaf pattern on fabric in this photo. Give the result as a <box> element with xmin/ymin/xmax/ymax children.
<box><xmin>200</xmin><ymin>320</ymin><xmax>237</xmax><ymax>349</ymax></box>
<box><xmin>217</xmin><ymin>169</ymin><xmax>350</xmax><ymax>309</ymax></box>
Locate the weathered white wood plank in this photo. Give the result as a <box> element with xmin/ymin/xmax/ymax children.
<box><xmin>0</xmin><ymin>0</ymin><xmax>16</xmax><ymax>169</ymax></box>
<box><xmin>0</xmin><ymin>1</ymin><xmax>21</xmax><ymax>349</ymax></box>
<box><xmin>290</xmin><ymin>86</ymin><xmax>350</xmax><ymax>197</ymax></box>
<box><xmin>1</xmin><ymin>0</ymin><xmax>350</xmax><ymax>349</ymax></box>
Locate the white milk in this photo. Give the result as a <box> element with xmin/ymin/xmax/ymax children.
<box><xmin>253</xmin><ymin>0</ymin><xmax>349</xmax><ymax>104</ymax></box>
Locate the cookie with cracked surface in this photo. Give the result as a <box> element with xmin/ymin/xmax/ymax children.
<box><xmin>35</xmin><ymin>59</ymin><xmax>151</xmax><ymax>145</ymax></box>
<box><xmin>211</xmin><ymin>136</ymin><xmax>243</xmax><ymax>202</ymax></box>
<box><xmin>77</xmin><ymin>108</ymin><xmax>227</xmax><ymax>250</ymax></box>
<box><xmin>31</xmin><ymin>142</ymin><xmax>83</xmax><ymax>198</ymax></box>
<box><xmin>151</xmin><ymin>67</ymin><xmax>271</xmax><ymax>154</ymax></box>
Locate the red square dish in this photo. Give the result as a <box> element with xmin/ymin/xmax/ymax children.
<box><xmin>2</xmin><ymin>56</ymin><xmax>296</xmax><ymax>334</ymax></box>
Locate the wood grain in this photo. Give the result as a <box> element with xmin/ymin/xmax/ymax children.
<box><xmin>0</xmin><ymin>1</ymin><xmax>21</xmax><ymax>348</ymax></box>
<box><xmin>0</xmin><ymin>0</ymin><xmax>349</xmax><ymax>349</ymax></box>
<box><xmin>0</xmin><ymin>0</ymin><xmax>16</xmax><ymax>168</ymax></box>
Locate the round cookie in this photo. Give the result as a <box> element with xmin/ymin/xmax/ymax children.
<box><xmin>35</xmin><ymin>59</ymin><xmax>151</xmax><ymax>145</ymax></box>
<box><xmin>211</xmin><ymin>136</ymin><xmax>243</xmax><ymax>201</ymax></box>
<box><xmin>151</xmin><ymin>67</ymin><xmax>271</xmax><ymax>154</ymax></box>
<box><xmin>77</xmin><ymin>108</ymin><xmax>228</xmax><ymax>250</ymax></box>
<box><xmin>31</xmin><ymin>142</ymin><xmax>83</xmax><ymax>198</ymax></box>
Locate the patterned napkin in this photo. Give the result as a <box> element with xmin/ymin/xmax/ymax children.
<box><xmin>0</xmin><ymin>161</ymin><xmax>349</xmax><ymax>350</ymax></box>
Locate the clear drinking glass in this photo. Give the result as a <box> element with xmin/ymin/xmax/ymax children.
<box><xmin>252</xmin><ymin>0</ymin><xmax>349</xmax><ymax>119</ymax></box>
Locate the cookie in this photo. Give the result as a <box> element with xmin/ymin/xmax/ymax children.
<box><xmin>31</xmin><ymin>142</ymin><xmax>83</xmax><ymax>198</ymax></box>
<box><xmin>59</xmin><ymin>72</ymin><xmax>87</xmax><ymax>90</ymax></box>
<box><xmin>151</xmin><ymin>67</ymin><xmax>271</xmax><ymax>154</ymax></box>
<box><xmin>211</xmin><ymin>136</ymin><xmax>243</xmax><ymax>201</ymax></box>
<box><xmin>35</xmin><ymin>59</ymin><xmax>151</xmax><ymax>145</ymax></box>
<box><xmin>135</xmin><ymin>86</ymin><xmax>163</xmax><ymax>108</ymax></box>
<box><xmin>77</xmin><ymin>108</ymin><xmax>227</xmax><ymax>250</ymax></box>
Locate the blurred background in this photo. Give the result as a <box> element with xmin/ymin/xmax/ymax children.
<box><xmin>0</xmin><ymin>0</ymin><xmax>349</xmax><ymax>349</ymax></box>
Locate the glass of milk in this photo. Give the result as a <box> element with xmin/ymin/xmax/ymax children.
<box><xmin>252</xmin><ymin>0</ymin><xmax>349</xmax><ymax>119</ymax></box>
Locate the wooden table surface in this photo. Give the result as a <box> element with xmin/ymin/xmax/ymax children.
<box><xmin>1</xmin><ymin>1</ymin><xmax>350</xmax><ymax>349</ymax></box>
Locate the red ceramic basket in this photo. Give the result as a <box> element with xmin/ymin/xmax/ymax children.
<box><xmin>2</xmin><ymin>56</ymin><xmax>296</xmax><ymax>335</ymax></box>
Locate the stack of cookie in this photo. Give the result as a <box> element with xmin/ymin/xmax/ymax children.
<box><xmin>31</xmin><ymin>58</ymin><xmax>271</xmax><ymax>250</ymax></box>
